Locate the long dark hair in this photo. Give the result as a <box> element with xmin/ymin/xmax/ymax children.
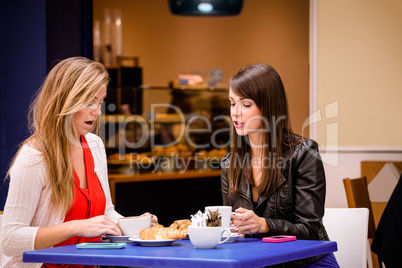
<box><xmin>228</xmin><ymin>64</ymin><xmax>302</xmax><ymax>196</ymax></box>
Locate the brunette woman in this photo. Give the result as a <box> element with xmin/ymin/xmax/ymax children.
<box><xmin>221</xmin><ymin>64</ymin><xmax>339</xmax><ymax>267</ymax></box>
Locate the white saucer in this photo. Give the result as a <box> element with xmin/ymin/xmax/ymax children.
<box><xmin>222</xmin><ymin>233</ymin><xmax>242</xmax><ymax>243</ymax></box>
<box><xmin>186</xmin><ymin>232</ymin><xmax>241</xmax><ymax>243</ymax></box>
<box><xmin>129</xmin><ymin>236</ymin><xmax>178</xmax><ymax>247</ymax></box>
<box><xmin>106</xmin><ymin>235</ymin><xmax>135</xmax><ymax>243</ymax></box>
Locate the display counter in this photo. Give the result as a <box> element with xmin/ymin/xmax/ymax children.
<box><xmin>109</xmin><ymin>169</ymin><xmax>222</xmax><ymax>226</ymax></box>
<box><xmin>108</xmin><ymin>169</ymin><xmax>221</xmax><ymax>204</ymax></box>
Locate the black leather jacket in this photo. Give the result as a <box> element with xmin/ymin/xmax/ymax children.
<box><xmin>221</xmin><ymin>139</ymin><xmax>329</xmax><ymax>267</ymax></box>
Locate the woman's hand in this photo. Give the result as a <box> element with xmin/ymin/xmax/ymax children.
<box><xmin>71</xmin><ymin>215</ymin><xmax>122</xmax><ymax>237</ymax></box>
<box><xmin>231</xmin><ymin>207</ymin><xmax>270</xmax><ymax>235</ymax></box>
<box><xmin>35</xmin><ymin>215</ymin><xmax>122</xmax><ymax>250</ymax></box>
<box><xmin>140</xmin><ymin>212</ymin><xmax>159</xmax><ymax>226</ymax></box>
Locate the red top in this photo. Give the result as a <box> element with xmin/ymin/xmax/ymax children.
<box><xmin>42</xmin><ymin>136</ymin><xmax>106</xmax><ymax>268</ymax></box>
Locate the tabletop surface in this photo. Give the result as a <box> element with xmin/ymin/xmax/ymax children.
<box><xmin>23</xmin><ymin>238</ymin><xmax>337</xmax><ymax>268</ymax></box>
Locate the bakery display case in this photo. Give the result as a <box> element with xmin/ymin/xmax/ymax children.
<box><xmin>100</xmin><ymin>85</ymin><xmax>228</xmax><ymax>225</ymax></box>
<box><xmin>100</xmin><ymin>85</ymin><xmax>231</xmax><ymax>175</ymax></box>
<box><xmin>100</xmin><ymin>66</ymin><xmax>230</xmax><ymax>225</ymax></box>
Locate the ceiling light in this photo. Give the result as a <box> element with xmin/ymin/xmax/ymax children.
<box><xmin>169</xmin><ymin>0</ymin><xmax>243</xmax><ymax>16</ymax></box>
<box><xmin>198</xmin><ymin>3</ymin><xmax>213</xmax><ymax>13</ymax></box>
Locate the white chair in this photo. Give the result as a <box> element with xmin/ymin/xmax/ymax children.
<box><xmin>323</xmin><ymin>208</ymin><xmax>370</xmax><ymax>268</ymax></box>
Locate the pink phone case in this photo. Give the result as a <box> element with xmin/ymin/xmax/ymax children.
<box><xmin>262</xmin><ymin>235</ymin><xmax>296</xmax><ymax>243</ymax></box>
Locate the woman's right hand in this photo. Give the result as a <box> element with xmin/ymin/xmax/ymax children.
<box><xmin>231</xmin><ymin>207</ymin><xmax>270</xmax><ymax>235</ymax></box>
<box><xmin>71</xmin><ymin>215</ymin><xmax>122</xmax><ymax>237</ymax></box>
<box><xmin>35</xmin><ymin>215</ymin><xmax>122</xmax><ymax>250</ymax></box>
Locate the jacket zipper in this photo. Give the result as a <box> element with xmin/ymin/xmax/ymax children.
<box><xmin>239</xmin><ymin>193</ymin><xmax>254</xmax><ymax>208</ymax></box>
<box><xmin>274</xmin><ymin>190</ymin><xmax>278</xmax><ymax>219</ymax></box>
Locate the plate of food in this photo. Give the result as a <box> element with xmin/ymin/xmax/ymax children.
<box><xmin>129</xmin><ymin>236</ymin><xmax>177</xmax><ymax>247</ymax></box>
<box><xmin>130</xmin><ymin>219</ymin><xmax>192</xmax><ymax>246</ymax></box>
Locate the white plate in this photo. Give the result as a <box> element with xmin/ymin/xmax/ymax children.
<box><xmin>105</xmin><ymin>235</ymin><xmax>135</xmax><ymax>243</ymax></box>
<box><xmin>222</xmin><ymin>233</ymin><xmax>242</xmax><ymax>243</ymax></box>
<box><xmin>128</xmin><ymin>236</ymin><xmax>177</xmax><ymax>246</ymax></box>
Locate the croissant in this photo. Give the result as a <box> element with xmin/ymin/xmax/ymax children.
<box><xmin>140</xmin><ymin>219</ymin><xmax>192</xmax><ymax>240</ymax></box>
<box><xmin>169</xmin><ymin>219</ymin><xmax>192</xmax><ymax>231</ymax></box>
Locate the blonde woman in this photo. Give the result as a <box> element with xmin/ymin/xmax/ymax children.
<box><xmin>0</xmin><ymin>57</ymin><xmax>157</xmax><ymax>268</ymax></box>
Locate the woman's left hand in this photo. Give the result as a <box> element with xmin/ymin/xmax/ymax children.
<box><xmin>140</xmin><ymin>212</ymin><xmax>158</xmax><ymax>226</ymax></box>
<box><xmin>231</xmin><ymin>207</ymin><xmax>270</xmax><ymax>235</ymax></box>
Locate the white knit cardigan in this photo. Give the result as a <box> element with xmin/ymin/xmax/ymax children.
<box><xmin>0</xmin><ymin>133</ymin><xmax>122</xmax><ymax>267</ymax></box>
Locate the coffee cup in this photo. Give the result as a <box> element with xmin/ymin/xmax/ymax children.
<box><xmin>188</xmin><ymin>226</ymin><xmax>231</xmax><ymax>249</ymax></box>
<box><xmin>205</xmin><ymin>206</ymin><xmax>233</xmax><ymax>228</ymax></box>
<box><xmin>118</xmin><ymin>216</ymin><xmax>151</xmax><ymax>236</ymax></box>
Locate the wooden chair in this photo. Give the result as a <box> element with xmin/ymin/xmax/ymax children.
<box><xmin>361</xmin><ymin>161</ymin><xmax>402</xmax><ymax>228</ymax></box>
<box><xmin>343</xmin><ymin>177</ymin><xmax>376</xmax><ymax>238</ymax></box>
<box><xmin>343</xmin><ymin>177</ymin><xmax>377</xmax><ymax>268</ymax></box>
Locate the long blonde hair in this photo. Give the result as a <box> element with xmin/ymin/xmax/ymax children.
<box><xmin>8</xmin><ymin>57</ymin><xmax>109</xmax><ymax>215</ymax></box>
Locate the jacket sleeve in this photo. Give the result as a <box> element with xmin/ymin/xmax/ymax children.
<box><xmin>265</xmin><ymin>140</ymin><xmax>326</xmax><ymax>240</ymax></box>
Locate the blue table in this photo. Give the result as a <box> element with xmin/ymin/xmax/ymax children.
<box><xmin>23</xmin><ymin>238</ymin><xmax>337</xmax><ymax>267</ymax></box>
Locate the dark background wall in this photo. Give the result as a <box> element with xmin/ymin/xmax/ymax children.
<box><xmin>0</xmin><ymin>0</ymin><xmax>222</xmax><ymax>218</ymax></box>
<box><xmin>0</xmin><ymin>0</ymin><xmax>92</xmax><ymax>210</ymax></box>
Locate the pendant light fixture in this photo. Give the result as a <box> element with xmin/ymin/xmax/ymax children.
<box><xmin>168</xmin><ymin>0</ymin><xmax>243</xmax><ymax>16</ymax></box>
